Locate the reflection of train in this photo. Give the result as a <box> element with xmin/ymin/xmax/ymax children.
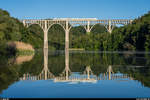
<box><xmin>54</xmin><ymin>77</ymin><xmax>97</xmax><ymax>83</ymax></box>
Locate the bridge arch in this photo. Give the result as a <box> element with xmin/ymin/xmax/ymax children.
<box><xmin>68</xmin><ymin>23</ymin><xmax>87</xmax><ymax>32</ymax></box>
<box><xmin>90</xmin><ymin>24</ymin><xmax>107</xmax><ymax>34</ymax></box>
<box><xmin>27</xmin><ymin>24</ymin><xmax>44</xmax><ymax>34</ymax></box>
<box><xmin>47</xmin><ymin>23</ymin><xmax>66</xmax><ymax>32</ymax></box>
<box><xmin>69</xmin><ymin>25</ymin><xmax>87</xmax><ymax>49</ymax></box>
<box><xmin>69</xmin><ymin>25</ymin><xmax>87</xmax><ymax>34</ymax></box>
<box><xmin>47</xmin><ymin>24</ymin><xmax>65</xmax><ymax>50</ymax></box>
<box><xmin>26</xmin><ymin>23</ymin><xmax>44</xmax><ymax>30</ymax></box>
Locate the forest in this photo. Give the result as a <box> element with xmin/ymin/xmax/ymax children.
<box><xmin>0</xmin><ymin>8</ymin><xmax>150</xmax><ymax>56</ymax></box>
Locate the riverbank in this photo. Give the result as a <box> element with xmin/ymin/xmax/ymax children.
<box><xmin>7</xmin><ymin>41</ymin><xmax>35</xmax><ymax>55</ymax></box>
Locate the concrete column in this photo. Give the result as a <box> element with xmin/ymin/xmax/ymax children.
<box><xmin>65</xmin><ymin>48</ymin><xmax>69</xmax><ymax>80</ymax></box>
<box><xmin>44</xmin><ymin>20</ymin><xmax>48</xmax><ymax>49</ymax></box>
<box><xmin>86</xmin><ymin>21</ymin><xmax>91</xmax><ymax>33</ymax></box>
<box><xmin>130</xmin><ymin>20</ymin><xmax>133</xmax><ymax>24</ymax></box>
<box><xmin>44</xmin><ymin>30</ymin><xmax>48</xmax><ymax>49</ymax></box>
<box><xmin>65</xmin><ymin>20</ymin><xmax>69</xmax><ymax>51</ymax></box>
<box><xmin>23</xmin><ymin>74</ymin><xmax>25</xmax><ymax>80</ymax></box>
<box><xmin>44</xmin><ymin>48</ymin><xmax>48</xmax><ymax>80</ymax></box>
<box><xmin>87</xmin><ymin>66</ymin><xmax>90</xmax><ymax>80</ymax></box>
<box><xmin>108</xmin><ymin>65</ymin><xmax>112</xmax><ymax>80</ymax></box>
<box><xmin>23</xmin><ymin>20</ymin><xmax>26</xmax><ymax>26</ymax></box>
<box><xmin>108</xmin><ymin>20</ymin><xmax>112</xmax><ymax>34</ymax></box>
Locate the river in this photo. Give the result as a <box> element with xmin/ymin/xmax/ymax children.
<box><xmin>0</xmin><ymin>49</ymin><xmax>150</xmax><ymax>98</ymax></box>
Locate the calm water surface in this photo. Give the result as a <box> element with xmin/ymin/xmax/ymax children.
<box><xmin>0</xmin><ymin>50</ymin><xmax>150</xmax><ymax>98</ymax></box>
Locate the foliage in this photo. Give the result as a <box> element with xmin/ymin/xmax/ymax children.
<box><xmin>111</xmin><ymin>11</ymin><xmax>150</xmax><ymax>51</ymax></box>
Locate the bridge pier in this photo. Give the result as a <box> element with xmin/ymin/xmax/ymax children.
<box><xmin>65</xmin><ymin>20</ymin><xmax>69</xmax><ymax>50</ymax></box>
<box><xmin>44</xmin><ymin>20</ymin><xmax>48</xmax><ymax>49</ymax></box>
<box><xmin>108</xmin><ymin>27</ymin><xmax>112</xmax><ymax>34</ymax></box>
<box><xmin>65</xmin><ymin>48</ymin><xmax>69</xmax><ymax>80</ymax></box>
<box><xmin>65</xmin><ymin>20</ymin><xmax>70</xmax><ymax>80</ymax></box>
<box><xmin>44</xmin><ymin>48</ymin><xmax>48</xmax><ymax>80</ymax></box>
<box><xmin>107</xmin><ymin>65</ymin><xmax>113</xmax><ymax>80</ymax></box>
<box><xmin>87</xmin><ymin>66</ymin><xmax>90</xmax><ymax>80</ymax></box>
<box><xmin>86</xmin><ymin>21</ymin><xmax>91</xmax><ymax>34</ymax></box>
<box><xmin>44</xmin><ymin>30</ymin><xmax>48</xmax><ymax>49</ymax></box>
<box><xmin>65</xmin><ymin>30</ymin><xmax>69</xmax><ymax>50</ymax></box>
<box><xmin>108</xmin><ymin>20</ymin><xmax>113</xmax><ymax>34</ymax></box>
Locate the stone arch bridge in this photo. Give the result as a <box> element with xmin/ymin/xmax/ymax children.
<box><xmin>21</xmin><ymin>18</ymin><xmax>133</xmax><ymax>49</ymax></box>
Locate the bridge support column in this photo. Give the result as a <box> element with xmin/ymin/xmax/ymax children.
<box><xmin>44</xmin><ymin>48</ymin><xmax>48</xmax><ymax>80</ymax></box>
<box><xmin>43</xmin><ymin>20</ymin><xmax>48</xmax><ymax>80</ymax></box>
<box><xmin>87</xmin><ymin>66</ymin><xmax>90</xmax><ymax>80</ymax></box>
<box><xmin>44</xmin><ymin>30</ymin><xmax>48</xmax><ymax>49</ymax></box>
<box><xmin>65</xmin><ymin>48</ymin><xmax>69</xmax><ymax>80</ymax></box>
<box><xmin>65</xmin><ymin>20</ymin><xmax>69</xmax><ymax>51</ymax></box>
<box><xmin>44</xmin><ymin>20</ymin><xmax>48</xmax><ymax>49</ymax></box>
<box><xmin>86</xmin><ymin>21</ymin><xmax>91</xmax><ymax>34</ymax></box>
<box><xmin>108</xmin><ymin>65</ymin><xmax>113</xmax><ymax>80</ymax></box>
<box><xmin>65</xmin><ymin>20</ymin><xmax>69</xmax><ymax>80</ymax></box>
<box><xmin>23</xmin><ymin>20</ymin><xmax>26</xmax><ymax>26</ymax></box>
<box><xmin>108</xmin><ymin>20</ymin><xmax>112</xmax><ymax>34</ymax></box>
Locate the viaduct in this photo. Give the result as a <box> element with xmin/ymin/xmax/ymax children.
<box><xmin>21</xmin><ymin>18</ymin><xmax>133</xmax><ymax>49</ymax></box>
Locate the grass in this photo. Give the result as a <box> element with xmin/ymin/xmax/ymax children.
<box><xmin>69</xmin><ymin>48</ymin><xmax>85</xmax><ymax>51</ymax></box>
<box><xmin>16</xmin><ymin>49</ymin><xmax>35</xmax><ymax>56</ymax></box>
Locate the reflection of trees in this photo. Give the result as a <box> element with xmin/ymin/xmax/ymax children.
<box><xmin>118</xmin><ymin>66</ymin><xmax>150</xmax><ymax>87</ymax></box>
<box><xmin>48</xmin><ymin>52</ymin><xmax>65</xmax><ymax>76</ymax></box>
<box><xmin>48</xmin><ymin>52</ymin><xmax>150</xmax><ymax>86</ymax></box>
<box><xmin>0</xmin><ymin>62</ymin><xmax>20</xmax><ymax>93</ymax></box>
<box><xmin>18</xmin><ymin>51</ymin><xmax>43</xmax><ymax>76</ymax></box>
<box><xmin>20</xmin><ymin>51</ymin><xmax>149</xmax><ymax>79</ymax></box>
<box><xmin>115</xmin><ymin>53</ymin><xmax>150</xmax><ymax>88</ymax></box>
<box><xmin>8</xmin><ymin>55</ymin><xmax>34</xmax><ymax>65</ymax></box>
<box><xmin>69</xmin><ymin>53</ymin><xmax>127</xmax><ymax>75</ymax></box>
<box><xmin>1</xmin><ymin>51</ymin><xmax>150</xmax><ymax>94</ymax></box>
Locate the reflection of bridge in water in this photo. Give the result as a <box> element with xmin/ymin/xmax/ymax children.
<box><xmin>19</xmin><ymin>49</ymin><xmax>134</xmax><ymax>82</ymax></box>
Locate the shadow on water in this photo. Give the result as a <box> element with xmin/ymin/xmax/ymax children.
<box><xmin>0</xmin><ymin>49</ymin><xmax>150</xmax><ymax>94</ymax></box>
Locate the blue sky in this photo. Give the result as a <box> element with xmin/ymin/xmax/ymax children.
<box><xmin>0</xmin><ymin>0</ymin><xmax>150</xmax><ymax>19</ymax></box>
